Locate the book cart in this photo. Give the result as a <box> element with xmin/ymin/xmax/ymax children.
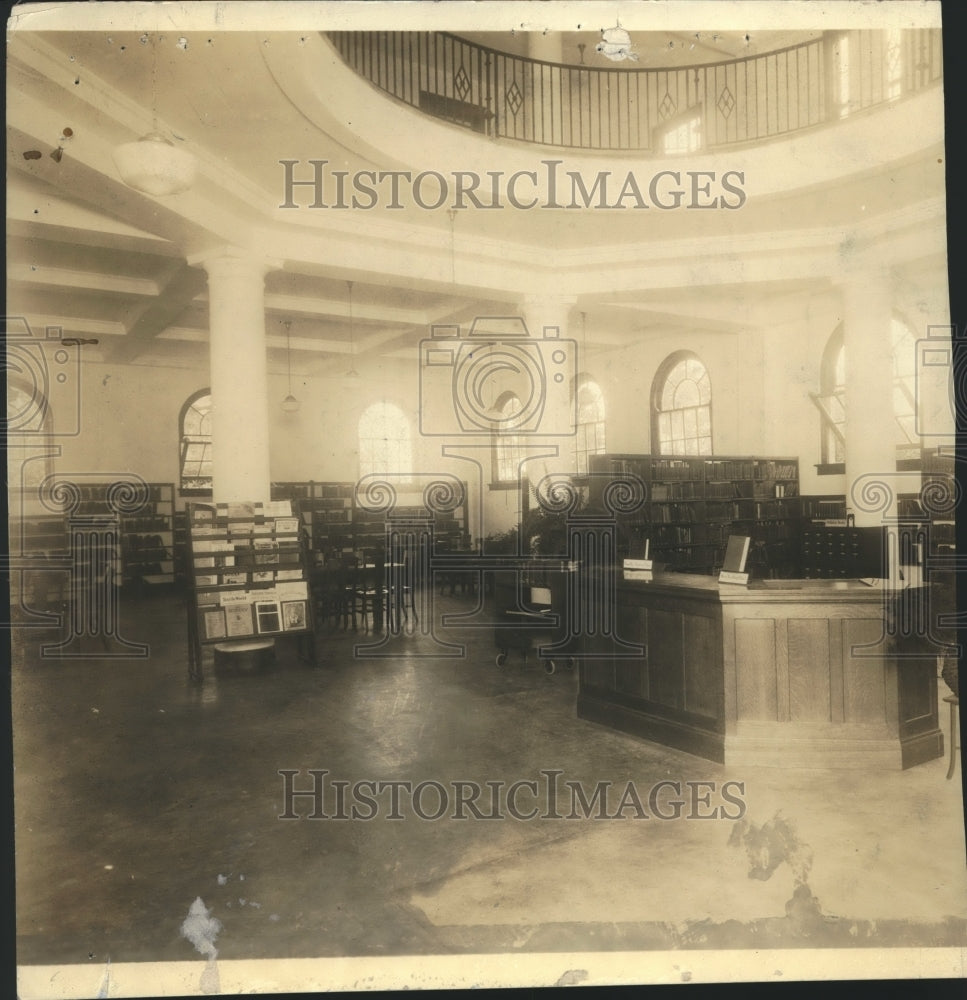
<box><xmin>185</xmin><ymin>500</ymin><xmax>316</xmax><ymax>679</ymax></box>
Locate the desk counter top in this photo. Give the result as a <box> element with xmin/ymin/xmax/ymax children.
<box><xmin>575</xmin><ymin>568</ymin><xmax>943</xmax><ymax>769</ymax></box>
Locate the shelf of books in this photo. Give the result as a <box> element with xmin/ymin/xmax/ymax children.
<box><xmin>589</xmin><ymin>454</ymin><xmax>801</xmax><ymax>576</ymax></box>
<box><xmin>120</xmin><ymin>482</ymin><xmax>176</xmax><ymax>587</ymax></box>
<box><xmin>270</xmin><ymin>480</ymin><xmax>470</xmax><ymax>562</ymax></box>
<box><xmin>185</xmin><ymin>500</ymin><xmax>315</xmax><ymax>678</ymax></box>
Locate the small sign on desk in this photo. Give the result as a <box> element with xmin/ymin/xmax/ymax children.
<box><xmin>623</xmin><ymin>539</ymin><xmax>652</xmax><ymax>573</ymax></box>
<box><xmin>718</xmin><ymin>535</ymin><xmax>750</xmax><ymax>586</ymax></box>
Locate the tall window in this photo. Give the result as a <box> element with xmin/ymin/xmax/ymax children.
<box><xmin>817</xmin><ymin>327</ymin><xmax>846</xmax><ymax>465</ymax></box>
<box><xmin>493</xmin><ymin>393</ymin><xmax>525</xmax><ymax>484</ymax></box>
<box><xmin>6</xmin><ymin>380</ymin><xmax>54</xmax><ymax>489</ymax></box>
<box><xmin>814</xmin><ymin>317</ymin><xmax>921</xmax><ymax>466</ymax></box>
<box><xmin>358</xmin><ymin>401</ymin><xmax>412</xmax><ymax>478</ymax></box>
<box><xmin>652</xmin><ymin>352</ymin><xmax>712</xmax><ymax>455</ymax></box>
<box><xmin>891</xmin><ymin>320</ymin><xmax>918</xmax><ymax>455</ymax></box>
<box><xmin>572</xmin><ymin>376</ymin><xmax>606</xmax><ymax>475</ymax></box>
<box><xmin>180</xmin><ymin>389</ymin><xmax>212</xmax><ymax>495</ymax></box>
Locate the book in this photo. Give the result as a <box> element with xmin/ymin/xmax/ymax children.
<box><xmin>722</xmin><ymin>535</ymin><xmax>751</xmax><ymax>574</ymax></box>
<box><xmin>255</xmin><ymin>600</ymin><xmax>282</xmax><ymax>634</ymax></box>
<box><xmin>224</xmin><ymin>603</ymin><xmax>254</xmax><ymax>637</ymax></box>
<box><xmin>203</xmin><ymin>608</ymin><xmax>227</xmax><ymax>640</ymax></box>
<box><xmin>281</xmin><ymin>599</ymin><xmax>307</xmax><ymax>631</ymax></box>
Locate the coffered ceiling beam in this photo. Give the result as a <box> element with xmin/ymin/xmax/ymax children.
<box><xmin>7</xmin><ymin>262</ymin><xmax>160</xmax><ymax>298</ymax></box>
<box><xmin>110</xmin><ymin>263</ymin><xmax>208</xmax><ymax>363</ymax></box>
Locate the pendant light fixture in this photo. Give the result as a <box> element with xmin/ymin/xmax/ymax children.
<box><xmin>112</xmin><ymin>34</ymin><xmax>197</xmax><ymax>196</ymax></box>
<box><xmin>281</xmin><ymin>319</ymin><xmax>300</xmax><ymax>412</ymax></box>
<box><xmin>345</xmin><ymin>280</ymin><xmax>360</xmax><ymax>379</ymax></box>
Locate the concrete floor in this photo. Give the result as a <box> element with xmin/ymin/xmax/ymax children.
<box><xmin>12</xmin><ymin>589</ymin><xmax>967</xmax><ymax>971</ymax></box>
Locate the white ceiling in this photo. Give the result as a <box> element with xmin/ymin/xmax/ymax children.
<box><xmin>5</xmin><ymin>26</ymin><xmax>947</xmax><ymax>377</ymax></box>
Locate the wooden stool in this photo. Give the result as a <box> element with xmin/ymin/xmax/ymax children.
<box><xmin>944</xmin><ymin>694</ymin><xmax>959</xmax><ymax>780</ymax></box>
<box><xmin>213</xmin><ymin>639</ymin><xmax>275</xmax><ymax>673</ymax></box>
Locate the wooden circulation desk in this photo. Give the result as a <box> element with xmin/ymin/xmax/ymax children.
<box><xmin>577</xmin><ymin>570</ymin><xmax>943</xmax><ymax>769</ymax></box>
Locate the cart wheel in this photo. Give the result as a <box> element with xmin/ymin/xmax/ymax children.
<box><xmin>544</xmin><ymin>660</ymin><xmax>557</xmax><ymax>675</ymax></box>
<box><xmin>564</xmin><ymin>658</ymin><xmax>576</xmax><ymax>671</ymax></box>
<box><xmin>495</xmin><ymin>651</ymin><xmax>508</xmax><ymax>668</ymax></box>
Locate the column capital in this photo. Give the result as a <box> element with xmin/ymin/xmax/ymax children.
<box><xmin>834</xmin><ymin>256</ymin><xmax>895</xmax><ymax>293</ymax></box>
<box><xmin>186</xmin><ymin>245</ymin><xmax>283</xmax><ymax>277</ymax></box>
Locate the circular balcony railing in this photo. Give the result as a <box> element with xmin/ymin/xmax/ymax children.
<box><xmin>328</xmin><ymin>29</ymin><xmax>942</xmax><ymax>154</ymax></box>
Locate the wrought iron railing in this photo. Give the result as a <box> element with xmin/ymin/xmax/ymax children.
<box><xmin>327</xmin><ymin>29</ymin><xmax>942</xmax><ymax>153</ymax></box>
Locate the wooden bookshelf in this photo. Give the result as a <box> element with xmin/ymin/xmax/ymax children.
<box><xmin>120</xmin><ymin>482</ymin><xmax>176</xmax><ymax>587</ymax></box>
<box><xmin>271</xmin><ymin>480</ymin><xmax>470</xmax><ymax>563</ymax></box>
<box><xmin>589</xmin><ymin>453</ymin><xmax>801</xmax><ymax>577</ymax></box>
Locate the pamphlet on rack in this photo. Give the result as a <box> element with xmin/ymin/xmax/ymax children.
<box><xmin>219</xmin><ymin>590</ymin><xmax>252</xmax><ymax>606</ymax></box>
<box><xmin>263</xmin><ymin>500</ymin><xmax>294</xmax><ymax>518</ymax></box>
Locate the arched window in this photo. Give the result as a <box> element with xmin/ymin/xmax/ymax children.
<box><xmin>651</xmin><ymin>352</ymin><xmax>712</xmax><ymax>456</ymax></box>
<box><xmin>180</xmin><ymin>389</ymin><xmax>212</xmax><ymax>495</ymax></box>
<box><xmin>5</xmin><ymin>379</ymin><xmax>54</xmax><ymax>489</ymax></box>
<box><xmin>892</xmin><ymin>319</ymin><xmax>918</xmax><ymax>455</ymax></box>
<box><xmin>493</xmin><ymin>392</ymin><xmax>525</xmax><ymax>485</ymax></box>
<box><xmin>817</xmin><ymin>326</ymin><xmax>846</xmax><ymax>465</ymax></box>
<box><xmin>815</xmin><ymin>317</ymin><xmax>921</xmax><ymax>468</ymax></box>
<box><xmin>358</xmin><ymin>401</ymin><xmax>412</xmax><ymax>478</ymax></box>
<box><xmin>572</xmin><ymin>376</ymin><xmax>606</xmax><ymax>475</ymax></box>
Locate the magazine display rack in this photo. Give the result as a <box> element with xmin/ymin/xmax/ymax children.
<box><xmin>185</xmin><ymin>500</ymin><xmax>315</xmax><ymax>679</ymax></box>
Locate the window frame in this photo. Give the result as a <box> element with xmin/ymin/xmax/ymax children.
<box><xmin>179</xmin><ymin>387</ymin><xmax>213</xmax><ymax>497</ymax></box>
<box><xmin>651</xmin><ymin>351</ymin><xmax>713</xmax><ymax>456</ymax></box>
<box><xmin>812</xmin><ymin>315</ymin><xmax>923</xmax><ymax>475</ymax></box>
<box><xmin>5</xmin><ymin>377</ymin><xmax>55</xmax><ymax>490</ymax></box>
<box><xmin>357</xmin><ymin>400</ymin><xmax>413</xmax><ymax>480</ymax></box>
<box><xmin>490</xmin><ymin>391</ymin><xmax>526</xmax><ymax>490</ymax></box>
<box><xmin>571</xmin><ymin>374</ymin><xmax>607</xmax><ymax>477</ymax></box>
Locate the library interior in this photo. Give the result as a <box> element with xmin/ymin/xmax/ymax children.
<box><xmin>7</xmin><ymin>21</ymin><xmax>965</xmax><ymax>975</ymax></box>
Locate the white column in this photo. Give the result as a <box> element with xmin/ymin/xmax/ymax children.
<box><xmin>193</xmin><ymin>249</ymin><xmax>279</xmax><ymax>504</ymax></box>
<box><xmin>841</xmin><ymin>270</ymin><xmax>897</xmax><ymax>527</ymax></box>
